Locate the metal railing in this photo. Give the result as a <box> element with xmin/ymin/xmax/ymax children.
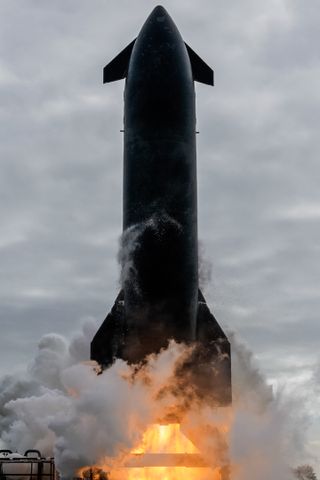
<box><xmin>0</xmin><ymin>450</ymin><xmax>57</xmax><ymax>480</ymax></box>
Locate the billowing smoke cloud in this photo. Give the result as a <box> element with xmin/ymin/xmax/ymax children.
<box><xmin>0</xmin><ymin>322</ymin><xmax>315</xmax><ymax>479</ymax></box>
<box><xmin>229</xmin><ymin>337</ymin><xmax>309</xmax><ymax>480</ymax></box>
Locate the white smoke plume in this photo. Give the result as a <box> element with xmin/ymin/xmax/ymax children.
<box><xmin>0</xmin><ymin>322</ymin><xmax>316</xmax><ymax>479</ymax></box>
<box><xmin>229</xmin><ymin>336</ymin><xmax>312</xmax><ymax>480</ymax></box>
<box><xmin>117</xmin><ymin>223</ymin><xmax>142</xmax><ymax>294</ymax></box>
<box><xmin>117</xmin><ymin>213</ymin><xmax>182</xmax><ymax>292</ymax></box>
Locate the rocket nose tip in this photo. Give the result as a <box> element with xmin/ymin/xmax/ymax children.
<box><xmin>153</xmin><ymin>5</ymin><xmax>167</xmax><ymax>13</ymax></box>
<box><xmin>150</xmin><ymin>5</ymin><xmax>169</xmax><ymax>19</ymax></box>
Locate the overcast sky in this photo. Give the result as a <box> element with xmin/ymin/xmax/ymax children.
<box><xmin>1</xmin><ymin>0</ymin><xmax>320</xmax><ymax>459</ymax></box>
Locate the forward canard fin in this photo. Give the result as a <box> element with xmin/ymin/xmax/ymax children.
<box><xmin>103</xmin><ymin>39</ymin><xmax>136</xmax><ymax>83</ymax></box>
<box><xmin>185</xmin><ymin>43</ymin><xmax>214</xmax><ymax>86</ymax></box>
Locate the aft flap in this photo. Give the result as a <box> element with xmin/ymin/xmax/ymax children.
<box><xmin>185</xmin><ymin>43</ymin><xmax>214</xmax><ymax>86</ymax></box>
<box><xmin>90</xmin><ymin>290</ymin><xmax>125</xmax><ymax>367</ymax></box>
<box><xmin>197</xmin><ymin>289</ymin><xmax>232</xmax><ymax>405</ymax></box>
<box><xmin>197</xmin><ymin>289</ymin><xmax>228</xmax><ymax>341</ymax></box>
<box><xmin>103</xmin><ymin>39</ymin><xmax>136</xmax><ymax>83</ymax></box>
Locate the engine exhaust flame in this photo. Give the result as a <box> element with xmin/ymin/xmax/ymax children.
<box><xmin>78</xmin><ymin>423</ymin><xmax>227</xmax><ymax>480</ymax></box>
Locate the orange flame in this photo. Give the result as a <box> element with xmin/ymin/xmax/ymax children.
<box><xmin>131</xmin><ymin>424</ymin><xmax>198</xmax><ymax>454</ymax></box>
<box><xmin>78</xmin><ymin>423</ymin><xmax>226</xmax><ymax>480</ymax></box>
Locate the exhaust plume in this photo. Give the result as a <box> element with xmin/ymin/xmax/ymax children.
<box><xmin>0</xmin><ymin>322</ymin><xmax>315</xmax><ymax>479</ymax></box>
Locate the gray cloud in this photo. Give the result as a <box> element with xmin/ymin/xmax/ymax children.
<box><xmin>0</xmin><ymin>0</ymin><xmax>319</xmax><ymax>464</ymax></box>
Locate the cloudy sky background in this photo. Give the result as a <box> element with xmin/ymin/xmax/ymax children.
<box><xmin>1</xmin><ymin>0</ymin><xmax>319</xmax><ymax>460</ymax></box>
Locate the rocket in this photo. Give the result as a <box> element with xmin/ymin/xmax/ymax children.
<box><xmin>91</xmin><ymin>6</ymin><xmax>231</xmax><ymax>404</ymax></box>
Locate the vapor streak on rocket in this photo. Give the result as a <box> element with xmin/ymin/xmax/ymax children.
<box><xmin>91</xmin><ymin>5</ymin><xmax>231</xmax><ymax>404</ymax></box>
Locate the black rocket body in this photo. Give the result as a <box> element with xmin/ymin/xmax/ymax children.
<box><xmin>123</xmin><ymin>7</ymin><xmax>200</xmax><ymax>352</ymax></box>
<box><xmin>91</xmin><ymin>6</ymin><xmax>231</xmax><ymax>404</ymax></box>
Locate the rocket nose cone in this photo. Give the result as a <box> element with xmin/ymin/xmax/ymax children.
<box><xmin>150</xmin><ymin>5</ymin><xmax>169</xmax><ymax>21</ymax></box>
